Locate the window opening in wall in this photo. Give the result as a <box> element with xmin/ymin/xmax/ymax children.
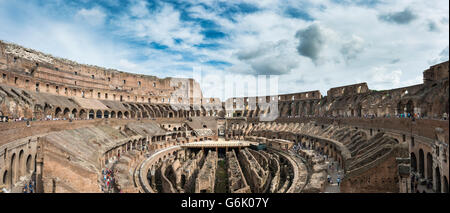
<box><xmin>74</xmin><ymin>72</ymin><xmax>77</xmax><ymax>75</ymax></box>
<box><xmin>35</xmin><ymin>83</ymin><xmax>39</xmax><ymax>92</ymax></box>
<box><xmin>14</xmin><ymin>77</ymin><xmax>17</xmax><ymax>84</ymax></box>
<box><xmin>153</xmin><ymin>82</ymin><xmax>156</xmax><ymax>87</ymax></box>
<box><xmin>65</xmin><ymin>88</ymin><xmax>68</xmax><ymax>94</ymax></box>
<box><xmin>105</xmin><ymin>93</ymin><xmax>108</xmax><ymax>99</ymax></box>
<box><xmin>82</xmin><ymin>91</ymin><xmax>85</xmax><ymax>98</ymax></box>
<box><xmin>56</xmin><ymin>86</ymin><xmax>59</xmax><ymax>93</ymax></box>
<box><xmin>91</xmin><ymin>75</ymin><xmax>94</xmax><ymax>79</ymax></box>
<box><xmin>123</xmin><ymin>80</ymin><xmax>126</xmax><ymax>84</ymax></box>
<box><xmin>108</xmin><ymin>77</ymin><xmax>111</xmax><ymax>81</ymax></box>
<box><xmin>402</xmin><ymin>134</ymin><xmax>406</xmax><ymax>142</ymax></box>
<box><xmin>138</xmin><ymin>81</ymin><xmax>141</xmax><ymax>86</ymax></box>
<box><xmin>98</xmin><ymin>92</ymin><xmax>101</xmax><ymax>98</ymax></box>
<box><xmin>2</xmin><ymin>73</ymin><xmax>6</xmax><ymax>79</ymax></box>
<box><xmin>46</xmin><ymin>84</ymin><xmax>49</xmax><ymax>92</ymax></box>
<box><xmin>120</xmin><ymin>95</ymin><xmax>123</xmax><ymax>102</ymax></box>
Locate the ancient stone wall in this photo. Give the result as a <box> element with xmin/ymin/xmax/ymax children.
<box><xmin>226</xmin><ymin>150</ymin><xmax>251</xmax><ymax>193</ymax></box>
<box><xmin>195</xmin><ymin>150</ymin><xmax>217</xmax><ymax>193</ymax></box>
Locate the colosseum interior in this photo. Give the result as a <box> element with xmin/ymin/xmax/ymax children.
<box><xmin>0</xmin><ymin>40</ymin><xmax>448</xmax><ymax>194</ymax></box>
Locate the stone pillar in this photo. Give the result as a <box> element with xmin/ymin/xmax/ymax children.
<box><xmin>35</xmin><ymin>138</ymin><xmax>44</xmax><ymax>193</ymax></box>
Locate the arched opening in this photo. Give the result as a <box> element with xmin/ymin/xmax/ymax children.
<box><xmin>410</xmin><ymin>152</ymin><xmax>417</xmax><ymax>172</ymax></box>
<box><xmin>169</xmin><ymin>112</ymin><xmax>173</xmax><ymax>118</ymax></box>
<box><xmin>26</xmin><ymin>154</ymin><xmax>33</xmax><ymax>174</ymax></box>
<box><xmin>397</xmin><ymin>102</ymin><xmax>405</xmax><ymax>115</ymax></box>
<box><xmin>124</xmin><ymin>111</ymin><xmax>129</xmax><ymax>118</ymax></box>
<box><xmin>10</xmin><ymin>153</ymin><xmax>16</xmax><ymax>185</ymax></box>
<box><xmin>96</xmin><ymin>110</ymin><xmax>103</xmax><ymax>119</ymax></box>
<box><xmin>419</xmin><ymin>149</ymin><xmax>424</xmax><ymax>177</ymax></box>
<box><xmin>18</xmin><ymin>150</ymin><xmax>24</xmax><ymax>177</ymax></box>
<box><xmin>71</xmin><ymin>108</ymin><xmax>78</xmax><ymax>118</ymax></box>
<box><xmin>89</xmin><ymin>110</ymin><xmax>95</xmax><ymax>119</ymax></box>
<box><xmin>426</xmin><ymin>152</ymin><xmax>433</xmax><ymax>180</ymax></box>
<box><xmin>110</xmin><ymin>111</ymin><xmax>116</xmax><ymax>118</ymax></box>
<box><xmin>356</xmin><ymin>103</ymin><xmax>362</xmax><ymax>117</ymax></box>
<box><xmin>104</xmin><ymin>111</ymin><xmax>110</xmax><ymax>118</ymax></box>
<box><xmin>3</xmin><ymin>170</ymin><xmax>8</xmax><ymax>185</ymax></box>
<box><xmin>63</xmin><ymin>108</ymin><xmax>70</xmax><ymax>119</ymax></box>
<box><xmin>406</xmin><ymin>100</ymin><xmax>414</xmax><ymax>115</ymax></box>
<box><xmin>118</xmin><ymin>111</ymin><xmax>123</xmax><ymax>118</ymax></box>
<box><xmin>435</xmin><ymin>167</ymin><xmax>441</xmax><ymax>193</ymax></box>
<box><xmin>55</xmin><ymin>107</ymin><xmax>62</xmax><ymax>118</ymax></box>
<box><xmin>79</xmin><ymin>109</ymin><xmax>86</xmax><ymax>119</ymax></box>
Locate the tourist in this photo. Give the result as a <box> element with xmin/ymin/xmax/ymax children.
<box><xmin>337</xmin><ymin>177</ymin><xmax>341</xmax><ymax>186</ymax></box>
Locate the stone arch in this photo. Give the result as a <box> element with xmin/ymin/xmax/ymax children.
<box><xmin>406</xmin><ymin>100</ymin><xmax>414</xmax><ymax>115</ymax></box>
<box><xmin>44</xmin><ymin>104</ymin><xmax>52</xmax><ymax>117</ymax></box>
<box><xmin>142</xmin><ymin>110</ymin><xmax>148</xmax><ymax>118</ymax></box>
<box><xmin>18</xmin><ymin>150</ymin><xmax>24</xmax><ymax>177</ymax></box>
<box><xmin>89</xmin><ymin>110</ymin><xmax>95</xmax><ymax>119</ymax></box>
<box><xmin>55</xmin><ymin>107</ymin><xmax>62</xmax><ymax>118</ymax></box>
<box><xmin>110</xmin><ymin>111</ymin><xmax>116</xmax><ymax>118</ymax></box>
<box><xmin>96</xmin><ymin>110</ymin><xmax>103</xmax><ymax>119</ymax></box>
<box><xmin>2</xmin><ymin>170</ymin><xmax>8</xmax><ymax>185</ymax></box>
<box><xmin>410</xmin><ymin>152</ymin><xmax>417</xmax><ymax>172</ymax></box>
<box><xmin>71</xmin><ymin>108</ymin><xmax>78</xmax><ymax>118</ymax></box>
<box><xmin>10</xmin><ymin>153</ymin><xmax>16</xmax><ymax>185</ymax></box>
<box><xmin>118</xmin><ymin>111</ymin><xmax>123</xmax><ymax>118</ymax></box>
<box><xmin>79</xmin><ymin>109</ymin><xmax>86</xmax><ymax>119</ymax></box>
<box><xmin>397</xmin><ymin>101</ymin><xmax>405</xmax><ymax>115</ymax></box>
<box><xmin>63</xmin><ymin>108</ymin><xmax>70</xmax><ymax>119</ymax></box>
<box><xmin>103</xmin><ymin>110</ymin><xmax>110</xmax><ymax>118</ymax></box>
<box><xmin>435</xmin><ymin>167</ymin><xmax>441</xmax><ymax>193</ymax></box>
<box><xmin>26</xmin><ymin>154</ymin><xmax>33</xmax><ymax>174</ymax></box>
<box><xmin>419</xmin><ymin>149</ymin><xmax>425</xmax><ymax>177</ymax></box>
<box><xmin>426</xmin><ymin>152</ymin><xmax>433</xmax><ymax>180</ymax></box>
<box><xmin>124</xmin><ymin>111</ymin><xmax>129</xmax><ymax>118</ymax></box>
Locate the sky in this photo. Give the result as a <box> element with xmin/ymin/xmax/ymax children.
<box><xmin>0</xmin><ymin>0</ymin><xmax>448</xmax><ymax>100</ymax></box>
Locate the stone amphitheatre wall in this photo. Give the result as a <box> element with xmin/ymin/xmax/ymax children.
<box><xmin>226</xmin><ymin>150</ymin><xmax>251</xmax><ymax>193</ymax></box>
<box><xmin>0</xmin><ymin>40</ymin><xmax>206</xmax><ymax>106</ymax></box>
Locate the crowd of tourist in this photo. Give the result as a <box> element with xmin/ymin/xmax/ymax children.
<box><xmin>101</xmin><ymin>168</ymin><xmax>117</xmax><ymax>193</ymax></box>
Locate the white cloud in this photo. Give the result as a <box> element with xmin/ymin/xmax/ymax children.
<box><xmin>0</xmin><ymin>0</ymin><xmax>448</xmax><ymax>99</ymax></box>
<box><xmin>76</xmin><ymin>7</ymin><xmax>107</xmax><ymax>26</ymax></box>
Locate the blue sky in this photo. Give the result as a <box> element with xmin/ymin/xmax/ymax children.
<box><xmin>0</xmin><ymin>0</ymin><xmax>448</xmax><ymax>100</ymax></box>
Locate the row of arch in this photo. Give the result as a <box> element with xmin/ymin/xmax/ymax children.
<box><xmin>1</xmin><ymin>149</ymin><xmax>36</xmax><ymax>188</ymax></box>
<box><xmin>410</xmin><ymin>149</ymin><xmax>448</xmax><ymax>193</ymax></box>
<box><xmin>34</xmin><ymin>104</ymin><xmax>225</xmax><ymax>120</ymax></box>
<box><xmin>233</xmin><ymin>98</ymin><xmax>429</xmax><ymax>118</ymax></box>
